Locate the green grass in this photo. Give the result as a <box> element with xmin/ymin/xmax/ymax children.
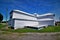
<box><xmin>39</xmin><ymin>26</ymin><xmax>60</xmax><ymax>32</ymax></box>
<box><xmin>0</xmin><ymin>24</ymin><xmax>6</xmax><ymax>29</ymax></box>
<box><xmin>0</xmin><ymin>23</ymin><xmax>60</xmax><ymax>33</ymax></box>
<box><xmin>1</xmin><ymin>28</ymin><xmax>39</xmax><ymax>33</ymax></box>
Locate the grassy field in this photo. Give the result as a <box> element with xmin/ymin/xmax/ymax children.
<box><xmin>0</xmin><ymin>23</ymin><xmax>60</xmax><ymax>33</ymax></box>
<box><xmin>0</xmin><ymin>23</ymin><xmax>60</xmax><ymax>40</ymax></box>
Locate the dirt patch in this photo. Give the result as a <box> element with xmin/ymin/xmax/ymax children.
<box><xmin>0</xmin><ymin>32</ymin><xmax>60</xmax><ymax>40</ymax></box>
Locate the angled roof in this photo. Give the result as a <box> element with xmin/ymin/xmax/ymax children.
<box><xmin>10</xmin><ymin>10</ymin><xmax>55</xmax><ymax>18</ymax></box>
<box><xmin>13</xmin><ymin>10</ymin><xmax>35</xmax><ymax>17</ymax></box>
<box><xmin>37</xmin><ymin>13</ymin><xmax>55</xmax><ymax>17</ymax></box>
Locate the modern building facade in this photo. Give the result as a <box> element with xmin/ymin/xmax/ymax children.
<box><xmin>8</xmin><ymin>10</ymin><xmax>55</xmax><ymax>29</ymax></box>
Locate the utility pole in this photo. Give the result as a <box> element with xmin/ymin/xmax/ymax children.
<box><xmin>6</xmin><ymin>8</ymin><xmax>8</xmax><ymax>29</ymax></box>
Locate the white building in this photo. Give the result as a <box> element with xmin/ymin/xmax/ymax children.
<box><xmin>8</xmin><ymin>10</ymin><xmax>55</xmax><ymax>29</ymax></box>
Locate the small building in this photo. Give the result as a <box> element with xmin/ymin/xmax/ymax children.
<box><xmin>8</xmin><ymin>10</ymin><xmax>55</xmax><ymax>29</ymax></box>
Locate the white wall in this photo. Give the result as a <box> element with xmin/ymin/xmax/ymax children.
<box><xmin>37</xmin><ymin>15</ymin><xmax>54</xmax><ymax>26</ymax></box>
<box><xmin>14</xmin><ymin>20</ymin><xmax>39</xmax><ymax>29</ymax></box>
<box><xmin>38</xmin><ymin>20</ymin><xmax>54</xmax><ymax>26</ymax></box>
<box><xmin>14</xmin><ymin>20</ymin><xmax>25</xmax><ymax>29</ymax></box>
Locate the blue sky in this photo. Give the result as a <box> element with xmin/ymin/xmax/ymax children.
<box><xmin>0</xmin><ymin>0</ymin><xmax>60</xmax><ymax>21</ymax></box>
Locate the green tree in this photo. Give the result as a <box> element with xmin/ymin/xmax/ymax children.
<box><xmin>0</xmin><ymin>13</ymin><xmax>3</xmax><ymax>22</ymax></box>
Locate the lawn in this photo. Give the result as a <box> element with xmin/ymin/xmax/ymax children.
<box><xmin>39</xmin><ymin>26</ymin><xmax>60</xmax><ymax>32</ymax></box>
<box><xmin>0</xmin><ymin>23</ymin><xmax>60</xmax><ymax>33</ymax></box>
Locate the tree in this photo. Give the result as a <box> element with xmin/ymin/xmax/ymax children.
<box><xmin>0</xmin><ymin>13</ymin><xmax>3</xmax><ymax>22</ymax></box>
